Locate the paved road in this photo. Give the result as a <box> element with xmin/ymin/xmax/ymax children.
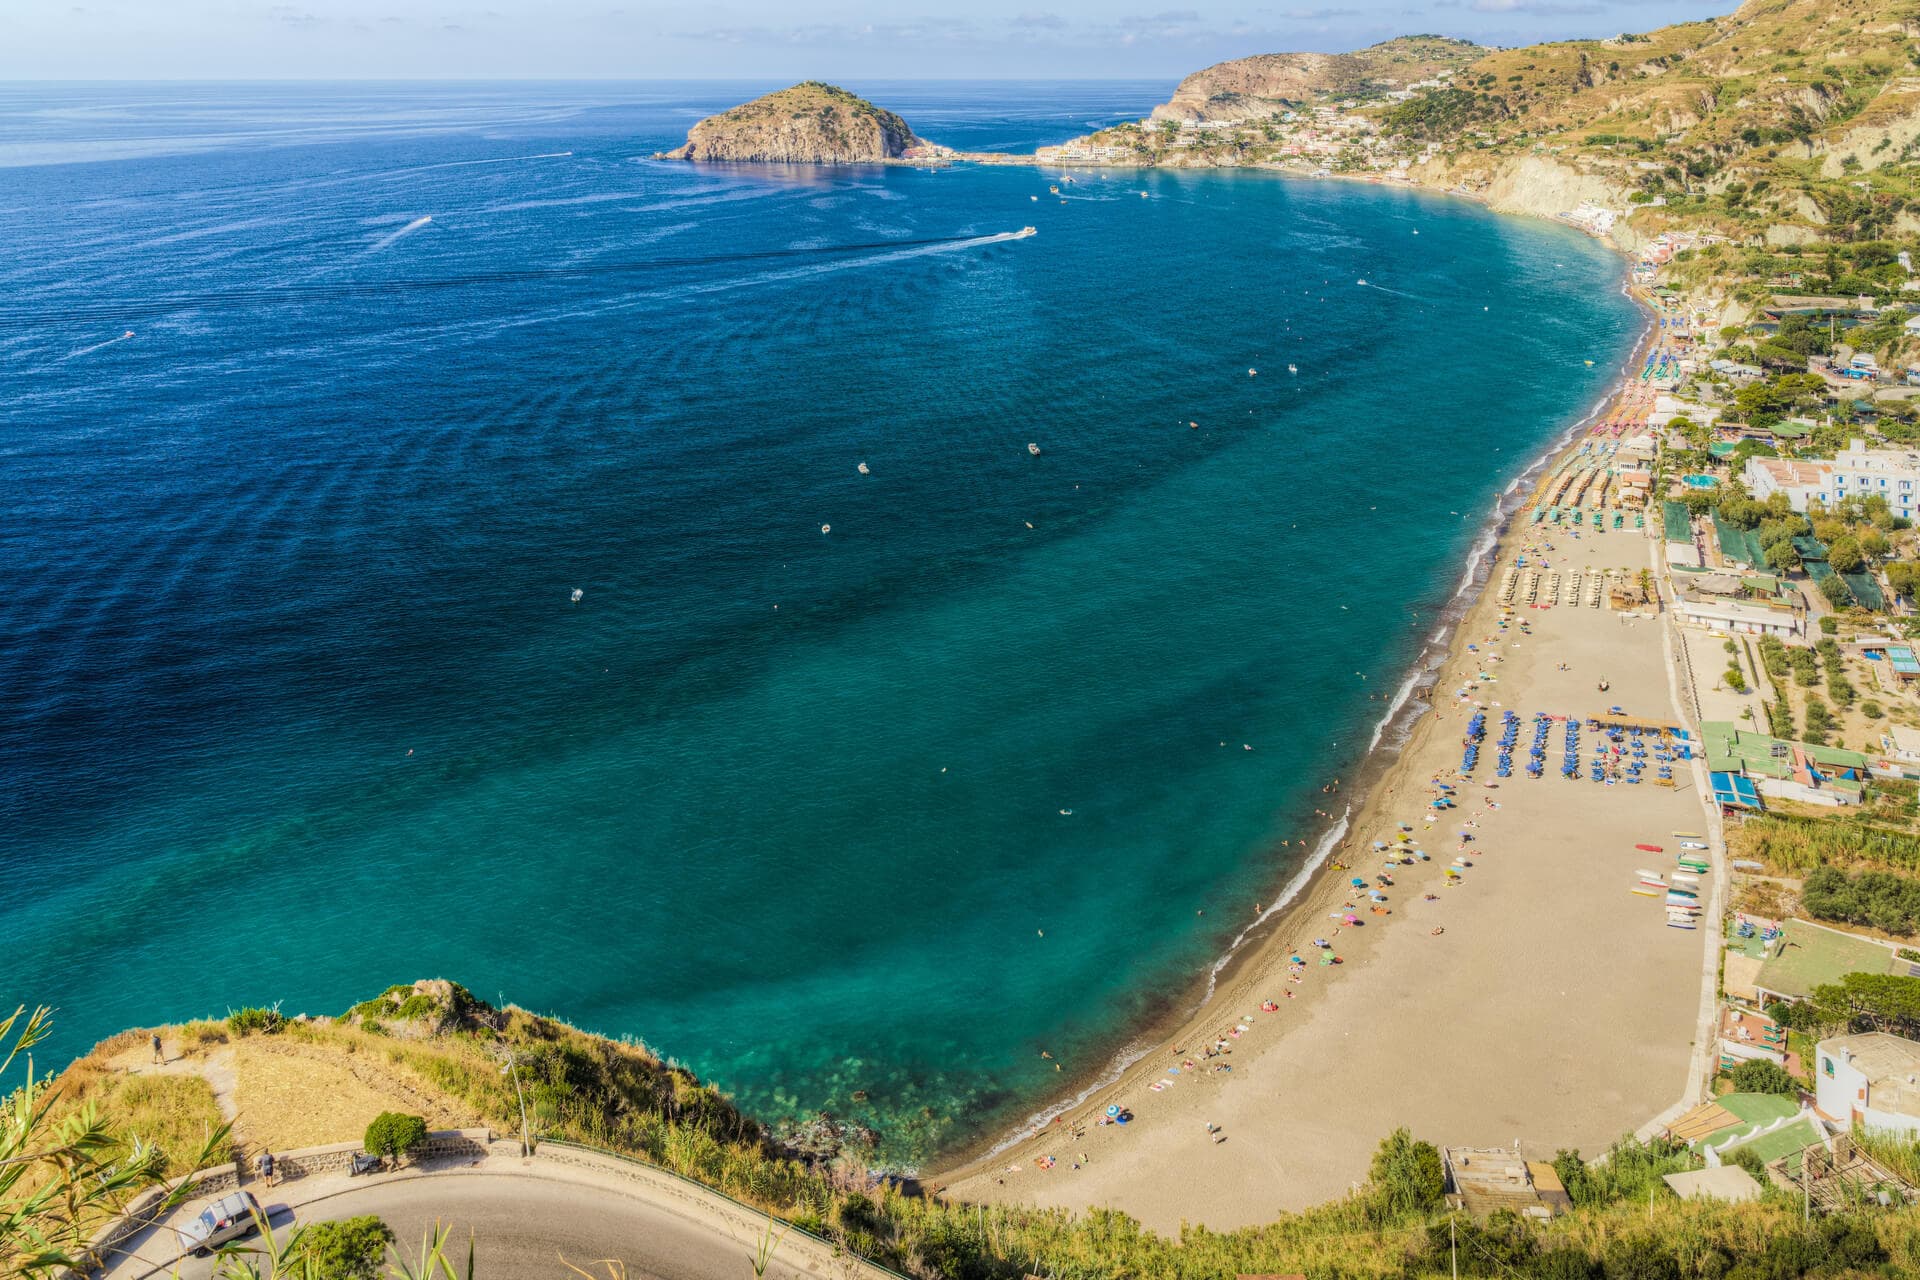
<box><xmin>113</xmin><ymin>1174</ymin><xmax>826</xmax><ymax>1280</ymax></box>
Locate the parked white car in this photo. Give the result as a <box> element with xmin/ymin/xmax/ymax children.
<box><xmin>175</xmin><ymin>1191</ymin><xmax>263</xmax><ymax>1257</ymax></box>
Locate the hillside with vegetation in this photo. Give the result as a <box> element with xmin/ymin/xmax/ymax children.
<box><xmin>1149</xmin><ymin>36</ymin><xmax>1486</xmax><ymax>122</ymax></box>
<box><xmin>1050</xmin><ymin>0</ymin><xmax>1920</xmax><ymax>242</ymax></box>
<box><xmin>14</xmin><ymin>981</ymin><xmax>1920</xmax><ymax>1279</ymax></box>
<box><xmin>1396</xmin><ymin>0</ymin><xmax>1920</xmax><ymax>239</ymax></box>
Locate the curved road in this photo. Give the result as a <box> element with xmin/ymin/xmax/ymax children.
<box><xmin>141</xmin><ymin>1174</ymin><xmax>826</xmax><ymax>1280</ymax></box>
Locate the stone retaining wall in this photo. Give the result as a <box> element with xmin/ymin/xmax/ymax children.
<box><xmin>74</xmin><ymin>1129</ymin><xmax>494</xmax><ymax>1278</ymax></box>
<box><xmin>267</xmin><ymin>1128</ymin><xmax>492</xmax><ymax>1182</ymax></box>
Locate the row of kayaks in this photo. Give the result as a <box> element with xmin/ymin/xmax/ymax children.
<box><xmin>1635</xmin><ymin>842</ymin><xmax>1710</xmax><ymax>927</ymax></box>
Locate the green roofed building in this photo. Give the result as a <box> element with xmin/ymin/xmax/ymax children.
<box><xmin>1713</xmin><ymin>517</ymin><xmax>1766</xmax><ymax>569</ymax></box>
<box><xmin>1792</xmin><ymin>536</ymin><xmax>1828</xmax><ymax>564</ymax></box>
<box><xmin>1664</xmin><ymin>501</ymin><xmax>1693</xmax><ymax>545</ymax></box>
<box><xmin>1751</xmin><ymin>919</ymin><xmax>1902</xmax><ymax>1004</ymax></box>
<box><xmin>1700</xmin><ymin>721</ymin><xmax>1870</xmax><ymax>806</ymax></box>
<box><xmin>1843</xmin><ymin>572</ymin><xmax>1886</xmax><ymax>611</ymax></box>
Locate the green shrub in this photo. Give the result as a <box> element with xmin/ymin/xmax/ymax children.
<box><xmin>1729</xmin><ymin>1058</ymin><xmax>1799</xmax><ymax>1096</ymax></box>
<box><xmin>1725</xmin><ymin>663</ymin><xmax>1748</xmax><ymax>693</ymax></box>
<box><xmin>363</xmin><ymin>1112</ymin><xmax>429</xmax><ymax>1161</ymax></box>
<box><xmin>360</xmin><ymin>1018</ymin><xmax>388</xmax><ymax>1036</ymax></box>
<box><xmin>1604</xmin><ymin>1233</ymin><xmax>1680</xmax><ymax>1280</ymax></box>
<box><xmin>1820</xmin><ymin>615</ymin><xmax>1840</xmax><ymax>635</ymax></box>
<box><xmin>395</xmin><ymin>994</ymin><xmax>437</xmax><ymax>1021</ymax></box>
<box><xmin>1864</xmin><ymin>700</ymin><xmax>1885</xmax><ymax>720</ymax></box>
<box><xmin>293</xmin><ymin>1215</ymin><xmax>394</xmax><ymax>1280</ymax></box>
<box><xmin>1368</xmin><ymin>1127</ymin><xmax>1444</xmax><ymax>1216</ymax></box>
<box><xmin>226</xmin><ymin>1007</ymin><xmax>284</xmax><ymax>1036</ymax></box>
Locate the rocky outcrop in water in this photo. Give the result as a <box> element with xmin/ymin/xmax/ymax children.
<box><xmin>661</xmin><ymin>82</ymin><xmax>923</xmax><ymax>164</ymax></box>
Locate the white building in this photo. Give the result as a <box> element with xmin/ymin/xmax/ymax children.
<box><xmin>1673</xmin><ymin>595</ymin><xmax>1805</xmax><ymax>638</ymax></box>
<box><xmin>1815</xmin><ymin>1032</ymin><xmax>1920</xmax><ymax>1137</ymax></box>
<box><xmin>1744</xmin><ymin>441</ymin><xmax>1920</xmax><ymax>520</ymax></box>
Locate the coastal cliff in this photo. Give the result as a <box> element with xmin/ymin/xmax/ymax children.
<box><xmin>661</xmin><ymin>81</ymin><xmax>923</xmax><ymax>163</ymax></box>
<box><xmin>1150</xmin><ymin>36</ymin><xmax>1484</xmax><ymax>123</ymax></box>
<box><xmin>1040</xmin><ymin>0</ymin><xmax>1917</xmax><ymax>251</ymax></box>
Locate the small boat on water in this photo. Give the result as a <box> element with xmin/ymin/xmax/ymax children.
<box><xmin>570</xmin><ymin>588</ymin><xmax>584</xmax><ymax>604</ymax></box>
<box><xmin>1287</xmin><ymin>364</ymin><xmax>1298</xmax><ymax>374</ymax></box>
<box><xmin>1015</xmin><ymin>226</ymin><xmax>1038</xmax><ymax>238</ymax></box>
<box><xmin>1028</xmin><ymin>442</ymin><xmax>1041</xmax><ymax>456</ymax></box>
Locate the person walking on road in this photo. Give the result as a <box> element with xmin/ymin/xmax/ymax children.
<box><xmin>150</xmin><ymin>1033</ymin><xmax>163</xmax><ymax>1065</ymax></box>
<box><xmin>256</xmin><ymin>1149</ymin><xmax>275</xmax><ymax>1187</ymax></box>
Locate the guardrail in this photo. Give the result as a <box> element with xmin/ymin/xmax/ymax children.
<box><xmin>532</xmin><ymin>1138</ymin><xmax>917</xmax><ymax>1280</ymax></box>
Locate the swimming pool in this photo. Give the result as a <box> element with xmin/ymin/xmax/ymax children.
<box><xmin>1682</xmin><ymin>474</ymin><xmax>1719</xmax><ymax>489</ymax></box>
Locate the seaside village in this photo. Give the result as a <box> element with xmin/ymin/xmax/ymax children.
<box><xmin>988</xmin><ymin>227</ymin><xmax>1920</xmax><ymax>1219</ymax></box>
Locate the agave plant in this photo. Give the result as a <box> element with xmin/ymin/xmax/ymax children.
<box><xmin>1</xmin><ymin>1005</ymin><xmax>230</xmax><ymax>1277</ymax></box>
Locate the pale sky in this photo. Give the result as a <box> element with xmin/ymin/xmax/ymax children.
<box><xmin>7</xmin><ymin>0</ymin><xmax>1740</xmax><ymax>80</ymax></box>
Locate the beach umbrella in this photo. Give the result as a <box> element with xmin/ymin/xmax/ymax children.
<box><xmin>1107</xmin><ymin>1105</ymin><xmax>1121</xmax><ymax>1118</ymax></box>
<box><xmin>1351</xmin><ymin>877</ymin><xmax>1366</xmax><ymax>888</ymax></box>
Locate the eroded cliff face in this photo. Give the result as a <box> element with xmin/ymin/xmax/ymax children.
<box><xmin>663</xmin><ymin>82</ymin><xmax>922</xmax><ymax>163</ymax></box>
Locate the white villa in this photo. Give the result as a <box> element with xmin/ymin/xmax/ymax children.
<box><xmin>1815</xmin><ymin>1032</ymin><xmax>1920</xmax><ymax>1138</ymax></box>
<box><xmin>1744</xmin><ymin>440</ymin><xmax>1920</xmax><ymax>519</ymax></box>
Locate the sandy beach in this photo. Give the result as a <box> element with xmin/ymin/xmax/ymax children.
<box><xmin>936</xmin><ymin>323</ymin><xmax>1722</xmax><ymax>1231</ymax></box>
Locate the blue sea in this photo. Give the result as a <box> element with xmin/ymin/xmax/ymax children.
<box><xmin>0</xmin><ymin>82</ymin><xmax>1641</xmax><ymax>1165</ymax></box>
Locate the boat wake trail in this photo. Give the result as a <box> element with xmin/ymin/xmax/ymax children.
<box><xmin>0</xmin><ymin>231</ymin><xmax>1023</xmax><ymax>329</ymax></box>
<box><xmin>41</xmin><ymin>329</ymin><xmax>135</xmax><ymax>365</ymax></box>
<box><xmin>1355</xmin><ymin>279</ymin><xmax>1434</xmax><ymax>304</ymax></box>
<box><xmin>366</xmin><ymin>215</ymin><xmax>432</xmax><ymax>253</ymax></box>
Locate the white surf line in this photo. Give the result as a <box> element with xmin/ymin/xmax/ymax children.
<box><xmin>1205</xmin><ymin>803</ymin><xmax>1352</xmax><ymax>1000</ymax></box>
<box><xmin>366</xmin><ymin>215</ymin><xmax>432</xmax><ymax>253</ymax></box>
<box><xmin>981</xmin><ymin>800</ymin><xmax>1355</xmax><ymax>1164</ymax></box>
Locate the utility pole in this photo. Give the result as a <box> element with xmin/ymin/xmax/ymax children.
<box><xmin>1450</xmin><ymin>1215</ymin><xmax>1458</xmax><ymax>1280</ymax></box>
<box><xmin>1803</xmin><ymin>1152</ymin><xmax>1811</xmax><ymax>1221</ymax></box>
<box><xmin>496</xmin><ymin>1045</ymin><xmax>531</xmax><ymax>1157</ymax></box>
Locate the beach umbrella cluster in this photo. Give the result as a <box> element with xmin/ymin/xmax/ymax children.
<box><xmin>1527</xmin><ymin>713</ymin><xmax>1552</xmax><ymax>778</ymax></box>
<box><xmin>1561</xmin><ymin>718</ymin><xmax>1582</xmax><ymax>778</ymax></box>
<box><xmin>1493</xmin><ymin>711</ymin><xmax>1518</xmax><ymax>778</ymax></box>
<box><xmin>1461</xmin><ymin>713</ymin><xmax>1486</xmax><ymax>773</ymax></box>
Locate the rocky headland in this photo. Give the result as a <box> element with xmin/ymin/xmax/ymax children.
<box><xmin>660</xmin><ymin>81</ymin><xmax>925</xmax><ymax>164</ymax></box>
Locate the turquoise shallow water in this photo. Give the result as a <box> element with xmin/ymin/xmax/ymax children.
<box><xmin>0</xmin><ymin>82</ymin><xmax>1640</xmax><ymax>1164</ymax></box>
